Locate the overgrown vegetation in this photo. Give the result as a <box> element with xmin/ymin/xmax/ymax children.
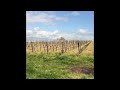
<box><xmin>26</xmin><ymin>53</ymin><xmax>94</xmax><ymax>79</ymax></box>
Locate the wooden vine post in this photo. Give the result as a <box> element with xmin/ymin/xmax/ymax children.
<box><xmin>46</xmin><ymin>42</ymin><xmax>48</xmax><ymax>53</ymax></box>
<box><xmin>31</xmin><ymin>42</ymin><xmax>34</xmax><ymax>52</ymax></box>
<box><xmin>61</xmin><ymin>40</ymin><xmax>64</xmax><ymax>54</ymax></box>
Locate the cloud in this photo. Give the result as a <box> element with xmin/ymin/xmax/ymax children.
<box><xmin>26</xmin><ymin>28</ymin><xmax>60</xmax><ymax>41</ymax></box>
<box><xmin>79</xmin><ymin>29</ymin><xmax>87</xmax><ymax>34</ymax></box>
<box><xmin>65</xmin><ymin>11</ymin><xmax>80</xmax><ymax>16</ymax></box>
<box><xmin>34</xmin><ymin>27</ymin><xmax>40</xmax><ymax>30</ymax></box>
<box><xmin>75</xmin><ymin>29</ymin><xmax>94</xmax><ymax>40</ymax></box>
<box><xmin>26</xmin><ymin>11</ymin><xmax>68</xmax><ymax>25</ymax></box>
<box><xmin>26</xmin><ymin>12</ymin><xmax>54</xmax><ymax>25</ymax></box>
<box><xmin>79</xmin><ymin>29</ymin><xmax>93</xmax><ymax>36</ymax></box>
<box><xmin>26</xmin><ymin>28</ymin><xmax>94</xmax><ymax>41</ymax></box>
<box><xmin>71</xmin><ymin>11</ymin><xmax>80</xmax><ymax>16</ymax></box>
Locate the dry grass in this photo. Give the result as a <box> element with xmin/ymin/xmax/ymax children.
<box><xmin>81</xmin><ymin>41</ymin><xmax>94</xmax><ymax>56</ymax></box>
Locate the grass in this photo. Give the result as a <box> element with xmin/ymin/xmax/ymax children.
<box><xmin>26</xmin><ymin>53</ymin><xmax>94</xmax><ymax>79</ymax></box>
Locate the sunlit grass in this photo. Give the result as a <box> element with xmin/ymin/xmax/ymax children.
<box><xmin>26</xmin><ymin>53</ymin><xmax>94</xmax><ymax>79</ymax></box>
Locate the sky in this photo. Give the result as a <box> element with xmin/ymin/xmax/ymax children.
<box><xmin>26</xmin><ymin>11</ymin><xmax>94</xmax><ymax>41</ymax></box>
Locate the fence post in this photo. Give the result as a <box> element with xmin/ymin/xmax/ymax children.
<box><xmin>61</xmin><ymin>41</ymin><xmax>64</xmax><ymax>53</ymax></box>
<box><xmin>79</xmin><ymin>41</ymin><xmax>82</xmax><ymax>53</ymax></box>
<box><xmin>46</xmin><ymin>42</ymin><xmax>48</xmax><ymax>53</ymax></box>
<box><xmin>39</xmin><ymin>42</ymin><xmax>41</xmax><ymax>52</ymax></box>
<box><xmin>43</xmin><ymin>42</ymin><xmax>46</xmax><ymax>53</ymax></box>
<box><xmin>78</xmin><ymin>41</ymin><xmax>81</xmax><ymax>54</ymax></box>
<box><xmin>65</xmin><ymin>41</ymin><xmax>67</xmax><ymax>52</ymax></box>
<box><xmin>31</xmin><ymin>42</ymin><xmax>34</xmax><ymax>52</ymax></box>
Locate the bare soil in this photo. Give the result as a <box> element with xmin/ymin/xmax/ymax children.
<box><xmin>68</xmin><ymin>66</ymin><xmax>94</xmax><ymax>75</ymax></box>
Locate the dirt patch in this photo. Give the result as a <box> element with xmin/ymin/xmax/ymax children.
<box><xmin>68</xmin><ymin>66</ymin><xmax>94</xmax><ymax>75</ymax></box>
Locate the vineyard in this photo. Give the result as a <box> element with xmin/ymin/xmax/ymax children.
<box><xmin>26</xmin><ymin>38</ymin><xmax>92</xmax><ymax>55</ymax></box>
<box><xmin>26</xmin><ymin>38</ymin><xmax>94</xmax><ymax>79</ymax></box>
<box><xmin>26</xmin><ymin>11</ymin><xmax>94</xmax><ymax>79</ymax></box>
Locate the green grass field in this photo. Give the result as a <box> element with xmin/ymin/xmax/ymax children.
<box><xmin>26</xmin><ymin>42</ymin><xmax>94</xmax><ymax>79</ymax></box>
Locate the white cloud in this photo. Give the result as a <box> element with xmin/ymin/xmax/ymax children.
<box><xmin>52</xmin><ymin>30</ymin><xmax>59</xmax><ymax>35</ymax></box>
<box><xmin>34</xmin><ymin>27</ymin><xmax>40</xmax><ymax>30</ymax></box>
<box><xmin>78</xmin><ymin>29</ymin><xmax>93</xmax><ymax>35</ymax></box>
<box><xmin>26</xmin><ymin>11</ymin><xmax>68</xmax><ymax>25</ymax></box>
<box><xmin>65</xmin><ymin>11</ymin><xmax>80</xmax><ymax>17</ymax></box>
<box><xmin>26</xmin><ymin>28</ymin><xmax>94</xmax><ymax>41</ymax></box>
<box><xmin>75</xmin><ymin>29</ymin><xmax>94</xmax><ymax>40</ymax></box>
<box><xmin>79</xmin><ymin>29</ymin><xmax>87</xmax><ymax>34</ymax></box>
<box><xmin>26</xmin><ymin>28</ymin><xmax>60</xmax><ymax>41</ymax></box>
<box><xmin>71</xmin><ymin>11</ymin><xmax>80</xmax><ymax>16</ymax></box>
<box><xmin>26</xmin><ymin>12</ymin><xmax>54</xmax><ymax>25</ymax></box>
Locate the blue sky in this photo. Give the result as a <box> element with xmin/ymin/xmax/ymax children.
<box><xmin>26</xmin><ymin>11</ymin><xmax>94</xmax><ymax>41</ymax></box>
